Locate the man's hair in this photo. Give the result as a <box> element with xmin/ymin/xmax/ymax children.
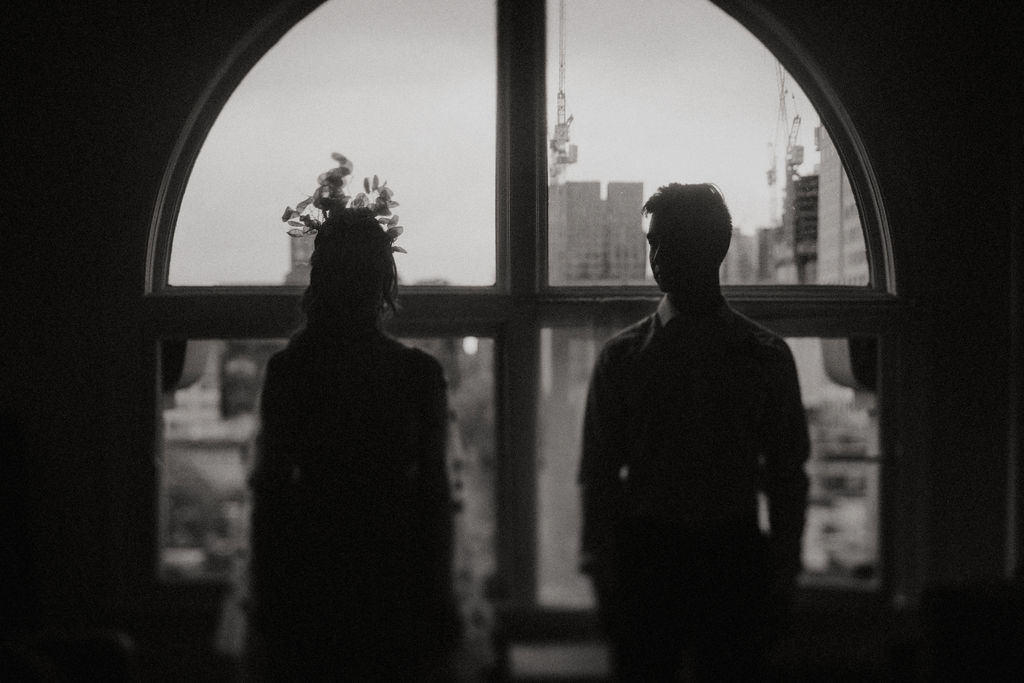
<box><xmin>642</xmin><ymin>183</ymin><xmax>732</xmax><ymax>264</ymax></box>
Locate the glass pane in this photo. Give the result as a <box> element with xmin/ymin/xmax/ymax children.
<box><xmin>545</xmin><ymin>0</ymin><xmax>868</xmax><ymax>287</ymax></box>
<box><xmin>159</xmin><ymin>336</ymin><xmax>497</xmax><ymax>669</ymax></box>
<box><xmin>169</xmin><ymin>0</ymin><xmax>496</xmax><ymax>287</ymax></box>
<box><xmin>160</xmin><ymin>339</ymin><xmax>279</xmax><ymax>582</ymax></box>
<box><xmin>536</xmin><ymin>322</ymin><xmax>625</xmax><ymax>606</ymax></box>
<box><xmin>792</xmin><ymin>337</ymin><xmax>880</xmax><ymax>586</ymax></box>
<box><xmin>535</xmin><ymin>327</ymin><xmax>880</xmax><ymax>608</ymax></box>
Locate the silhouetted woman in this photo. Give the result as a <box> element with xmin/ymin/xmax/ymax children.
<box><xmin>248</xmin><ymin>156</ymin><xmax>459</xmax><ymax>681</ymax></box>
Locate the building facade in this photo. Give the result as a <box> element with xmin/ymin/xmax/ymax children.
<box><xmin>816</xmin><ymin>128</ymin><xmax>869</xmax><ymax>285</ymax></box>
<box><xmin>548</xmin><ymin>181</ymin><xmax>646</xmax><ymax>285</ymax></box>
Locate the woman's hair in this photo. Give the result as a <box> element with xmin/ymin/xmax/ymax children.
<box><xmin>299</xmin><ymin>211</ymin><xmax>398</xmax><ymax>331</ymax></box>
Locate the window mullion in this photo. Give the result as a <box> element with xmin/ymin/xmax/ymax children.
<box><xmin>496</xmin><ymin>306</ymin><xmax>542</xmax><ymax>605</ymax></box>
<box><xmin>495</xmin><ymin>0</ymin><xmax>547</xmax><ymax>608</ymax></box>
<box><xmin>499</xmin><ymin>0</ymin><xmax>545</xmax><ymax>298</ymax></box>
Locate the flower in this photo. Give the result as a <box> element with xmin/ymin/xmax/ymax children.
<box><xmin>280</xmin><ymin>153</ymin><xmax>405</xmax><ymax>253</ymax></box>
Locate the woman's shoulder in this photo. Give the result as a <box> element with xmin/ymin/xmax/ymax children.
<box><xmin>269</xmin><ymin>334</ymin><xmax>445</xmax><ymax>387</ymax></box>
<box><xmin>381</xmin><ymin>338</ymin><xmax>445</xmax><ymax>381</ymax></box>
<box><xmin>262</xmin><ymin>346</ymin><xmax>313</xmax><ymax>383</ymax></box>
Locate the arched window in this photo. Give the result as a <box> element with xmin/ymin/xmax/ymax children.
<box><xmin>148</xmin><ymin>0</ymin><xmax>898</xmax><ymax>670</ymax></box>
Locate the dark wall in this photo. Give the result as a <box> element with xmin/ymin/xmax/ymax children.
<box><xmin>2</xmin><ymin>0</ymin><xmax>1021</xmax><ymax>672</ymax></box>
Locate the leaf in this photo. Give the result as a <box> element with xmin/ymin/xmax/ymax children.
<box><xmin>392</xmin><ymin>245</ymin><xmax>407</xmax><ymax>254</ymax></box>
<box><xmin>387</xmin><ymin>214</ymin><xmax>400</xmax><ymax>227</ymax></box>
<box><xmin>388</xmin><ymin>201</ymin><xmax>399</xmax><ymax>208</ymax></box>
<box><xmin>287</xmin><ymin>220</ymin><xmax>304</xmax><ymax>227</ymax></box>
<box><xmin>330</xmin><ymin>153</ymin><xmax>353</xmax><ymax>174</ymax></box>
<box><xmin>281</xmin><ymin>206</ymin><xmax>294</xmax><ymax>222</ymax></box>
<box><xmin>295</xmin><ymin>196</ymin><xmax>313</xmax><ymax>212</ymax></box>
<box><xmin>363</xmin><ymin>176</ymin><xmax>371</xmax><ymax>193</ymax></box>
<box><xmin>319</xmin><ymin>168</ymin><xmax>349</xmax><ymax>187</ymax></box>
<box><xmin>287</xmin><ymin>228</ymin><xmax>306</xmax><ymax>237</ymax></box>
<box><xmin>372</xmin><ymin>174</ymin><xmax>379</xmax><ymax>191</ymax></box>
<box><xmin>387</xmin><ymin>225</ymin><xmax>404</xmax><ymax>238</ymax></box>
<box><xmin>376</xmin><ymin>216</ymin><xmax>391</xmax><ymax>225</ymax></box>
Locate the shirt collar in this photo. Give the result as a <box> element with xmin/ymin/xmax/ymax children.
<box><xmin>656</xmin><ymin>295</ymin><xmax>677</xmax><ymax>327</ymax></box>
<box><xmin>655</xmin><ymin>292</ymin><xmax>729</xmax><ymax>327</ymax></box>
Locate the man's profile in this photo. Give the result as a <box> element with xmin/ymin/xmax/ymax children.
<box><xmin>578</xmin><ymin>183</ymin><xmax>810</xmax><ymax>681</ymax></box>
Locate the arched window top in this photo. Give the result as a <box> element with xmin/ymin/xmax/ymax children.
<box><xmin>155</xmin><ymin>0</ymin><xmax>498</xmax><ymax>289</ymax></box>
<box><xmin>150</xmin><ymin>0</ymin><xmax>893</xmax><ymax>296</ymax></box>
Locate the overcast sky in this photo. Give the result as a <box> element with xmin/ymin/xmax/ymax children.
<box><xmin>169</xmin><ymin>0</ymin><xmax>823</xmax><ymax>286</ymax></box>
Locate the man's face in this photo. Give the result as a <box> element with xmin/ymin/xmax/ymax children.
<box><xmin>647</xmin><ymin>210</ymin><xmax>705</xmax><ymax>293</ymax></box>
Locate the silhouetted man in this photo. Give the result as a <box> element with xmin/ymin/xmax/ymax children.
<box><xmin>579</xmin><ymin>183</ymin><xmax>809</xmax><ymax>681</ymax></box>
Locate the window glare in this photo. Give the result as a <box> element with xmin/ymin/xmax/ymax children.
<box><xmin>169</xmin><ymin>0</ymin><xmax>496</xmax><ymax>287</ymax></box>
<box><xmin>545</xmin><ymin>0</ymin><xmax>868</xmax><ymax>287</ymax></box>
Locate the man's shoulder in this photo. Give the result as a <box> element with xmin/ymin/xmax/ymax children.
<box><xmin>725</xmin><ymin>307</ymin><xmax>794</xmax><ymax>361</ymax></box>
<box><xmin>601</xmin><ymin>314</ymin><xmax>657</xmax><ymax>355</ymax></box>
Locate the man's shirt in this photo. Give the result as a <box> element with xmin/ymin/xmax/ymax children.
<box><xmin>579</xmin><ymin>295</ymin><xmax>810</xmax><ymax>581</ymax></box>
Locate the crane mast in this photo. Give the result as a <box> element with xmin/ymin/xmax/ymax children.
<box><xmin>766</xmin><ymin>62</ymin><xmax>802</xmax><ymax>224</ymax></box>
<box><xmin>557</xmin><ymin>0</ymin><xmax>566</xmax><ymax>124</ymax></box>
<box><xmin>786</xmin><ymin>114</ymin><xmax>803</xmax><ymax>176</ymax></box>
<box><xmin>550</xmin><ymin>0</ymin><xmax>577</xmax><ymax>182</ymax></box>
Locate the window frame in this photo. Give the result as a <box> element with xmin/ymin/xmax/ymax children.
<box><xmin>143</xmin><ymin>0</ymin><xmax>904</xmax><ymax>611</ymax></box>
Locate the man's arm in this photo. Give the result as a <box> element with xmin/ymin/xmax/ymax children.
<box><xmin>761</xmin><ymin>342</ymin><xmax>811</xmax><ymax>589</ymax></box>
<box><xmin>578</xmin><ymin>346</ymin><xmax>628</xmax><ymax>590</ymax></box>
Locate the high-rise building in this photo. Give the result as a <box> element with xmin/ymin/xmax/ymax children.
<box><xmin>720</xmin><ymin>228</ymin><xmax>759</xmax><ymax>285</ymax></box>
<box><xmin>284</xmin><ymin>234</ymin><xmax>314</xmax><ymax>285</ymax></box>
<box><xmin>770</xmin><ymin>216</ymin><xmax>798</xmax><ymax>284</ymax></box>
<box><xmin>755</xmin><ymin>226</ymin><xmax>780</xmax><ymax>284</ymax></box>
<box><xmin>816</xmin><ymin>128</ymin><xmax>869</xmax><ymax>285</ymax></box>
<box><xmin>793</xmin><ymin>174</ymin><xmax>819</xmax><ymax>284</ymax></box>
<box><xmin>548</xmin><ymin>181</ymin><xmax>646</xmax><ymax>285</ymax></box>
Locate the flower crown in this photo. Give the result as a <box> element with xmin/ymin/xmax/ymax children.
<box><xmin>280</xmin><ymin>153</ymin><xmax>405</xmax><ymax>253</ymax></box>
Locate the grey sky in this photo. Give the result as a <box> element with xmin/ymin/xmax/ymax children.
<box><xmin>169</xmin><ymin>0</ymin><xmax>822</xmax><ymax>286</ymax></box>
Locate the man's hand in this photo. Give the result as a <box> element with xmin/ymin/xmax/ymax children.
<box><xmin>766</xmin><ymin>575</ymin><xmax>797</xmax><ymax>638</ymax></box>
<box><xmin>580</xmin><ymin>551</ymin><xmax>618</xmax><ymax>596</ymax></box>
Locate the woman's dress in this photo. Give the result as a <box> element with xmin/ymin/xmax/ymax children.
<box><xmin>248</xmin><ymin>329</ymin><xmax>459</xmax><ymax>680</ymax></box>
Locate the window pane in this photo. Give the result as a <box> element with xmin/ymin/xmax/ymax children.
<box><xmin>159</xmin><ymin>336</ymin><xmax>497</xmax><ymax>668</ymax></box>
<box><xmin>159</xmin><ymin>339</ymin><xmax>280</xmax><ymax>583</ymax></box>
<box><xmin>545</xmin><ymin>0</ymin><xmax>868</xmax><ymax>287</ymax></box>
<box><xmin>168</xmin><ymin>0</ymin><xmax>496</xmax><ymax>287</ymax></box>
<box><xmin>535</xmin><ymin>327</ymin><xmax>880</xmax><ymax>608</ymax></box>
<box><xmin>793</xmin><ymin>337</ymin><xmax>880</xmax><ymax>586</ymax></box>
<box><xmin>536</xmin><ymin>323</ymin><xmax>621</xmax><ymax>607</ymax></box>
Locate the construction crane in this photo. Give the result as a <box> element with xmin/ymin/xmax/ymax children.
<box><xmin>785</xmin><ymin>113</ymin><xmax>803</xmax><ymax>177</ymax></box>
<box><xmin>766</xmin><ymin>60</ymin><xmax>802</xmax><ymax>223</ymax></box>
<box><xmin>550</xmin><ymin>0</ymin><xmax>577</xmax><ymax>183</ymax></box>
